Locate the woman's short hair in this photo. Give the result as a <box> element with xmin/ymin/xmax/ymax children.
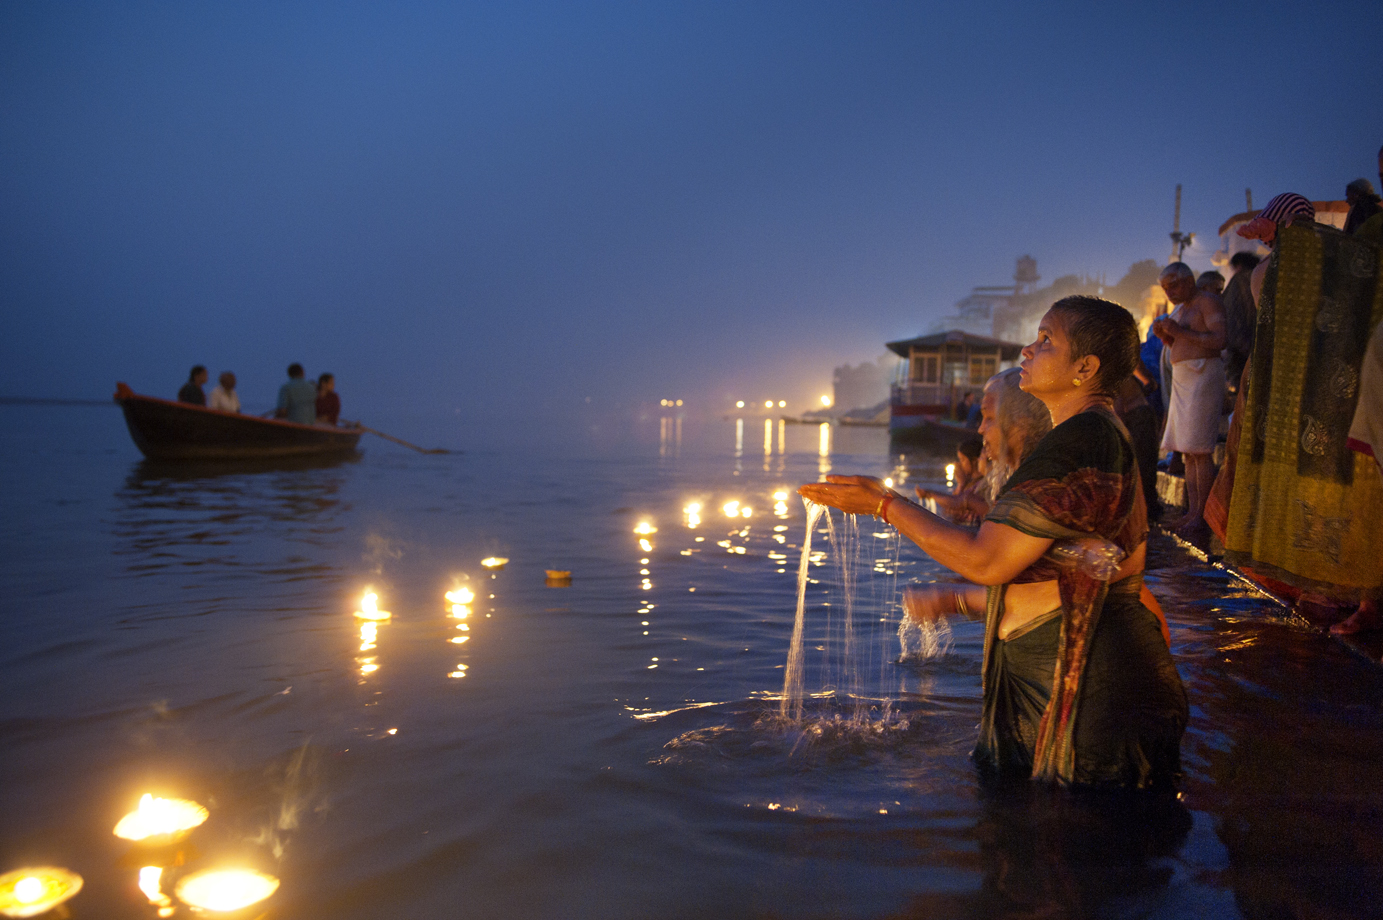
<box><xmin>1047</xmin><ymin>295</ymin><xmax>1140</xmax><ymax>397</ymax></box>
<box><xmin>957</xmin><ymin>435</ymin><xmax>983</xmax><ymax>461</ymax></box>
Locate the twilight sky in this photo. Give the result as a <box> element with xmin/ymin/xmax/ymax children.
<box><xmin>2</xmin><ymin>1</ymin><xmax>1380</xmax><ymax>444</ymax></box>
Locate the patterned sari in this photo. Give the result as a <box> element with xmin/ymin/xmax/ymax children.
<box><xmin>1224</xmin><ymin>224</ymin><xmax>1383</xmax><ymax>602</ymax></box>
<box><xmin>978</xmin><ymin>408</ymin><xmax>1187</xmax><ymax>788</ymax></box>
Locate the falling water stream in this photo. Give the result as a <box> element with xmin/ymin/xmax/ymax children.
<box><xmin>779</xmin><ymin>499</ymin><xmax>826</xmax><ymax>722</ymax></box>
<box><xmin>779</xmin><ymin>499</ymin><xmax>941</xmax><ymax>732</ymax></box>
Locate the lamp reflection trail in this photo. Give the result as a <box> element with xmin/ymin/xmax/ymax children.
<box><xmin>818</xmin><ymin>422</ymin><xmax>831</xmax><ymax>476</ymax></box>
<box><xmin>138</xmin><ymin>866</ymin><xmax>175</xmax><ymax>918</ymax></box>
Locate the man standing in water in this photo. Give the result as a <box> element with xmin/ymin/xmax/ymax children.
<box><xmin>1153</xmin><ymin>262</ymin><xmax>1226</xmax><ymax>536</ymax></box>
<box><xmin>275</xmin><ymin>363</ymin><xmax>317</xmax><ymax>425</ymax></box>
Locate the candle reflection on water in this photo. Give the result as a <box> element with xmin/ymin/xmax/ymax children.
<box><xmin>139</xmin><ymin>866</ymin><xmax>175</xmax><ymax>917</ymax></box>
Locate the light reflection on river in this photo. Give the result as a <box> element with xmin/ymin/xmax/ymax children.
<box><xmin>3</xmin><ymin>405</ymin><xmax>1382</xmax><ymax>919</ymax></box>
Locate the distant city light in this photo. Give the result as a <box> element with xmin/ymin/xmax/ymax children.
<box><xmin>676</xmin><ymin>399</ymin><xmax>683</xmax><ymax>406</ymax></box>
<box><xmin>736</xmin><ymin>400</ymin><xmax>745</xmax><ymax>409</ymax></box>
<box><xmin>722</xmin><ymin>500</ymin><xmax>741</xmax><ymax>517</ymax></box>
<box><xmin>820</xmin><ymin>395</ymin><xmax>832</xmax><ymax>407</ymax></box>
<box><xmin>778</xmin><ymin>400</ymin><xmax>786</xmax><ymax>408</ymax></box>
<box><xmin>764</xmin><ymin>400</ymin><xmax>773</xmax><ymax>408</ymax></box>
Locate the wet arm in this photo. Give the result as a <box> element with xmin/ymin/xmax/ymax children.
<box><xmin>799</xmin><ymin>476</ymin><xmax>1052</xmax><ymax>585</ymax></box>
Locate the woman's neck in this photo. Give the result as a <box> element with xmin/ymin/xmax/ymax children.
<box><xmin>1045</xmin><ymin>391</ymin><xmax>1113</xmax><ymax>428</ymax></box>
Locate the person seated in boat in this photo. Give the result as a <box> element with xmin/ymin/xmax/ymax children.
<box><xmin>178</xmin><ymin>366</ymin><xmax>208</xmax><ymax>406</ymax></box>
<box><xmin>208</xmin><ymin>371</ymin><xmax>240</xmax><ymax>413</ymax></box>
<box><xmin>315</xmin><ymin>373</ymin><xmax>341</xmax><ymax>426</ymax></box>
<box><xmin>801</xmin><ymin>296</ymin><xmax>1187</xmax><ymax>789</ymax></box>
<box><xmin>274</xmin><ymin>363</ymin><xmax>317</xmax><ymax>425</ymax></box>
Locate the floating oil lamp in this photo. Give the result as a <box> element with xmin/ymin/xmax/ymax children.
<box><xmin>174</xmin><ymin>868</ymin><xmax>279</xmax><ymax>914</ymax></box>
<box><xmin>0</xmin><ymin>867</ymin><xmax>83</xmax><ymax>919</ymax></box>
<box><xmin>545</xmin><ymin>569</ymin><xmax>572</xmax><ymax>586</ymax></box>
<box><xmin>480</xmin><ymin>557</ymin><xmax>508</xmax><ymax>570</ymax></box>
<box><xmin>114</xmin><ymin>793</ymin><xmax>209</xmax><ymax>845</ymax></box>
<box><xmin>354</xmin><ymin>591</ymin><xmax>391</xmax><ymax>620</ymax></box>
<box><xmin>444</xmin><ymin>587</ymin><xmax>474</xmax><ymax>606</ymax></box>
<box><xmin>633</xmin><ymin>522</ymin><xmax>657</xmax><ymax>535</ymax></box>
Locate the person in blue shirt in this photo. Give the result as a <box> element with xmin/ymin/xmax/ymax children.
<box><xmin>275</xmin><ymin>363</ymin><xmax>318</xmax><ymax>425</ymax></box>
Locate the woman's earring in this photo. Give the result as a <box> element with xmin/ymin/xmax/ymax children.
<box><xmin>1072</xmin><ymin>378</ymin><xmax>1082</xmax><ymax>387</ymax></box>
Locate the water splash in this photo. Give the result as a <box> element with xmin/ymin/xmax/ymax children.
<box><xmin>780</xmin><ymin>498</ymin><xmax>827</xmax><ymax>722</ymax></box>
<box><xmin>898</xmin><ymin>612</ymin><xmax>953</xmax><ymax>660</ymax></box>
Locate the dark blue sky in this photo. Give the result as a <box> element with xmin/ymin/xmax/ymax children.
<box><xmin>3</xmin><ymin>1</ymin><xmax>1380</xmax><ymax>442</ymax></box>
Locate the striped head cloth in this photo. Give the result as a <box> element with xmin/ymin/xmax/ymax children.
<box><xmin>1257</xmin><ymin>192</ymin><xmax>1315</xmax><ymax>225</ymax></box>
<box><xmin>1237</xmin><ymin>192</ymin><xmax>1315</xmax><ymax>243</ymax></box>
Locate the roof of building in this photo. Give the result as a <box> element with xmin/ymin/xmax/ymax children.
<box><xmin>885</xmin><ymin>329</ymin><xmax>1025</xmax><ymax>359</ymax></box>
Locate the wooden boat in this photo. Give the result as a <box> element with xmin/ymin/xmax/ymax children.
<box><xmin>114</xmin><ymin>383</ymin><xmax>362</xmax><ymax>460</ymax></box>
<box><xmin>886</xmin><ymin>330</ymin><xmax>1022</xmax><ymax>446</ymax></box>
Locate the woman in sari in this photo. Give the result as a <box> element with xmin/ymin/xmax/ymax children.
<box><xmin>800</xmin><ymin>296</ymin><xmax>1186</xmax><ymax>788</ymax></box>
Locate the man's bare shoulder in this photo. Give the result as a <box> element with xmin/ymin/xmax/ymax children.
<box><xmin>1190</xmin><ymin>289</ymin><xmax>1225</xmax><ymax>319</ymax></box>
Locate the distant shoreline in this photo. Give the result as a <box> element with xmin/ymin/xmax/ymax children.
<box><xmin>0</xmin><ymin>396</ymin><xmax>113</xmax><ymax>407</ymax></box>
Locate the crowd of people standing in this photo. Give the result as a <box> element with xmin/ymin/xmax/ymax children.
<box><xmin>797</xmin><ymin>144</ymin><xmax>1382</xmax><ymax>790</ymax></box>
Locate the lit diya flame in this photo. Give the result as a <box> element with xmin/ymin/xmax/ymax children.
<box><xmin>444</xmin><ymin>587</ymin><xmax>474</xmax><ymax>605</ymax></box>
<box><xmin>633</xmin><ymin>521</ymin><xmax>657</xmax><ymax>535</ymax></box>
<box><xmin>114</xmin><ymin>793</ymin><xmax>209</xmax><ymax>842</ymax></box>
<box><xmin>0</xmin><ymin>867</ymin><xmax>83</xmax><ymax>919</ymax></box>
<box><xmin>480</xmin><ymin>557</ymin><xmax>508</xmax><ymax>569</ymax></box>
<box><xmin>174</xmin><ymin>868</ymin><xmax>279</xmax><ymax>913</ymax></box>
<box><xmin>354</xmin><ymin>591</ymin><xmax>391</xmax><ymax>620</ymax></box>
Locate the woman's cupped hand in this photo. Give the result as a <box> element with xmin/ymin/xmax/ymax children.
<box><xmin>797</xmin><ymin>475</ymin><xmax>895</xmax><ymax>516</ymax></box>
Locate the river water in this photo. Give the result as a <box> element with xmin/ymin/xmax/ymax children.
<box><xmin>3</xmin><ymin>404</ymin><xmax>1382</xmax><ymax>919</ymax></box>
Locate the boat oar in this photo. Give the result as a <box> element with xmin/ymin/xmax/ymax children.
<box><xmin>349</xmin><ymin>422</ymin><xmax>451</xmax><ymax>454</ymax></box>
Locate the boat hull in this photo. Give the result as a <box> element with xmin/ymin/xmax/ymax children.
<box><xmin>889</xmin><ymin>402</ymin><xmax>977</xmax><ymax>451</ymax></box>
<box><xmin>114</xmin><ymin>386</ymin><xmax>362</xmax><ymax>460</ymax></box>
